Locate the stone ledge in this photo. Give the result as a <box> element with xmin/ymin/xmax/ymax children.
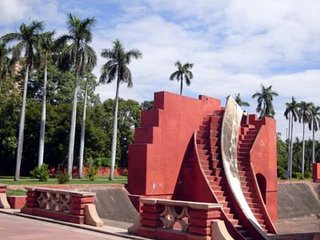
<box><xmin>25</xmin><ymin>187</ymin><xmax>96</xmax><ymax>197</ymax></box>
<box><xmin>140</xmin><ymin>198</ymin><xmax>222</xmax><ymax>209</ymax></box>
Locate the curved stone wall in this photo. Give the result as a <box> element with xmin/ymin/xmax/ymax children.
<box><xmin>221</xmin><ymin>96</ymin><xmax>260</xmax><ymax>228</ymax></box>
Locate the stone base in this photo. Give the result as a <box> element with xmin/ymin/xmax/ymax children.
<box><xmin>7</xmin><ymin>196</ymin><xmax>27</xmax><ymax>209</ymax></box>
<box><xmin>0</xmin><ymin>193</ymin><xmax>10</xmax><ymax>209</ymax></box>
<box><xmin>84</xmin><ymin>204</ymin><xmax>103</xmax><ymax>227</ymax></box>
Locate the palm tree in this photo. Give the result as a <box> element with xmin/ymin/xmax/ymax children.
<box><xmin>169</xmin><ymin>61</ymin><xmax>193</xmax><ymax>95</ymax></box>
<box><xmin>234</xmin><ymin>93</ymin><xmax>250</xmax><ymax>107</ymax></box>
<box><xmin>284</xmin><ymin>97</ymin><xmax>299</xmax><ymax>178</ymax></box>
<box><xmin>308</xmin><ymin>104</ymin><xmax>320</xmax><ymax>165</ymax></box>
<box><xmin>78</xmin><ymin>78</ymin><xmax>88</xmax><ymax>179</ymax></box>
<box><xmin>56</xmin><ymin>14</ymin><xmax>97</xmax><ymax>178</ymax></box>
<box><xmin>36</xmin><ymin>31</ymin><xmax>55</xmax><ymax>167</ymax></box>
<box><xmin>99</xmin><ymin>39</ymin><xmax>142</xmax><ymax>180</ymax></box>
<box><xmin>298</xmin><ymin>101</ymin><xmax>312</xmax><ymax>178</ymax></box>
<box><xmin>1</xmin><ymin>21</ymin><xmax>44</xmax><ymax>180</ymax></box>
<box><xmin>78</xmin><ymin>74</ymin><xmax>97</xmax><ymax>178</ymax></box>
<box><xmin>252</xmin><ymin>84</ymin><xmax>278</xmax><ymax>118</ymax></box>
<box><xmin>0</xmin><ymin>42</ymin><xmax>12</xmax><ymax>81</ymax></box>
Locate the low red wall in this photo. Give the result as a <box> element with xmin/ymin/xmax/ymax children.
<box><xmin>49</xmin><ymin>167</ymin><xmax>127</xmax><ymax>177</ymax></box>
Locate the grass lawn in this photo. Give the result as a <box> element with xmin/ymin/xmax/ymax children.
<box><xmin>7</xmin><ymin>189</ymin><xmax>27</xmax><ymax>196</ymax></box>
<box><xmin>0</xmin><ymin>175</ymin><xmax>127</xmax><ymax>185</ymax></box>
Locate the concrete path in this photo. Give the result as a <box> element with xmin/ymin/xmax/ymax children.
<box><xmin>270</xmin><ymin>215</ymin><xmax>320</xmax><ymax>240</ymax></box>
<box><xmin>0</xmin><ymin>213</ymin><xmax>127</xmax><ymax>240</ymax></box>
<box><xmin>0</xmin><ymin>211</ymin><xmax>147</xmax><ymax>240</ymax></box>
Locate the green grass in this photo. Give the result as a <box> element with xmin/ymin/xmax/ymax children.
<box><xmin>7</xmin><ymin>189</ymin><xmax>27</xmax><ymax>196</ymax></box>
<box><xmin>0</xmin><ymin>176</ymin><xmax>127</xmax><ymax>185</ymax></box>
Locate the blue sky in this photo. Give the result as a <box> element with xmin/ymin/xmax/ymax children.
<box><xmin>1</xmin><ymin>0</ymin><xmax>320</xmax><ymax>140</ymax></box>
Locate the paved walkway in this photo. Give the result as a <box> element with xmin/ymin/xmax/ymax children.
<box><xmin>1</xmin><ymin>210</ymin><xmax>320</xmax><ymax>240</ymax></box>
<box><xmin>0</xmin><ymin>211</ymin><xmax>146</xmax><ymax>240</ymax></box>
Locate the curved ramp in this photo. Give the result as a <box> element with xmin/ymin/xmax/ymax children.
<box><xmin>221</xmin><ymin>96</ymin><xmax>260</xmax><ymax>228</ymax></box>
<box><xmin>278</xmin><ymin>182</ymin><xmax>320</xmax><ymax>219</ymax></box>
<box><xmin>93</xmin><ymin>188</ymin><xmax>139</xmax><ymax>223</ymax></box>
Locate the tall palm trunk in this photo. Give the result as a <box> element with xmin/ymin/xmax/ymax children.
<box><xmin>180</xmin><ymin>75</ymin><xmax>183</xmax><ymax>95</ymax></box>
<box><xmin>312</xmin><ymin>119</ymin><xmax>315</xmax><ymax>164</ymax></box>
<box><xmin>289</xmin><ymin>116</ymin><xmax>294</xmax><ymax>178</ymax></box>
<box><xmin>301</xmin><ymin>115</ymin><xmax>306</xmax><ymax>178</ymax></box>
<box><xmin>67</xmin><ymin>69</ymin><xmax>79</xmax><ymax>178</ymax></box>
<box><xmin>15</xmin><ymin>64</ymin><xmax>30</xmax><ymax>180</ymax></box>
<box><xmin>78</xmin><ymin>81</ymin><xmax>88</xmax><ymax>178</ymax></box>
<box><xmin>38</xmin><ymin>58</ymin><xmax>47</xmax><ymax>167</ymax></box>
<box><xmin>287</xmin><ymin>114</ymin><xmax>291</xmax><ymax>178</ymax></box>
<box><xmin>110</xmin><ymin>78</ymin><xmax>120</xmax><ymax>181</ymax></box>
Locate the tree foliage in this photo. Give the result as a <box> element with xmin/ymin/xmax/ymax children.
<box><xmin>170</xmin><ymin>61</ymin><xmax>193</xmax><ymax>95</ymax></box>
<box><xmin>252</xmin><ymin>84</ymin><xmax>278</xmax><ymax>118</ymax></box>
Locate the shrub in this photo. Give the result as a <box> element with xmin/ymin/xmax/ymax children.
<box><xmin>277</xmin><ymin>166</ymin><xmax>286</xmax><ymax>179</ymax></box>
<box><xmin>56</xmin><ymin>171</ymin><xmax>70</xmax><ymax>184</ymax></box>
<box><xmin>305</xmin><ymin>171</ymin><xmax>312</xmax><ymax>179</ymax></box>
<box><xmin>292</xmin><ymin>172</ymin><xmax>303</xmax><ymax>179</ymax></box>
<box><xmin>86</xmin><ymin>158</ymin><xmax>98</xmax><ymax>181</ymax></box>
<box><xmin>95</xmin><ymin>156</ymin><xmax>110</xmax><ymax>167</ymax></box>
<box><xmin>30</xmin><ymin>164</ymin><xmax>49</xmax><ymax>182</ymax></box>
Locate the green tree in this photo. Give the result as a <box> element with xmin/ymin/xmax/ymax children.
<box><xmin>99</xmin><ymin>39</ymin><xmax>142</xmax><ymax>180</ymax></box>
<box><xmin>36</xmin><ymin>31</ymin><xmax>55</xmax><ymax>167</ymax></box>
<box><xmin>308</xmin><ymin>104</ymin><xmax>320</xmax><ymax>164</ymax></box>
<box><xmin>1</xmin><ymin>21</ymin><xmax>44</xmax><ymax>180</ymax></box>
<box><xmin>141</xmin><ymin>100</ymin><xmax>154</xmax><ymax>110</ymax></box>
<box><xmin>234</xmin><ymin>93</ymin><xmax>250</xmax><ymax>107</ymax></box>
<box><xmin>117</xmin><ymin>99</ymin><xmax>141</xmax><ymax>167</ymax></box>
<box><xmin>169</xmin><ymin>61</ymin><xmax>193</xmax><ymax>95</ymax></box>
<box><xmin>277</xmin><ymin>134</ymin><xmax>288</xmax><ymax>179</ymax></box>
<box><xmin>56</xmin><ymin>14</ymin><xmax>97</xmax><ymax>178</ymax></box>
<box><xmin>101</xmin><ymin>98</ymin><xmax>141</xmax><ymax>168</ymax></box>
<box><xmin>0</xmin><ymin>42</ymin><xmax>12</xmax><ymax>83</ymax></box>
<box><xmin>298</xmin><ymin>101</ymin><xmax>312</xmax><ymax>178</ymax></box>
<box><xmin>252</xmin><ymin>84</ymin><xmax>278</xmax><ymax>118</ymax></box>
<box><xmin>284</xmin><ymin>97</ymin><xmax>299</xmax><ymax>178</ymax></box>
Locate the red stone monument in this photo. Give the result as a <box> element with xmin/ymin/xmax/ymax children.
<box><xmin>127</xmin><ymin>92</ymin><xmax>278</xmax><ymax>239</ymax></box>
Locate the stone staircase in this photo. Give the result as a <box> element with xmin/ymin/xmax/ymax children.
<box><xmin>238</xmin><ymin>124</ymin><xmax>277</xmax><ymax>234</ymax></box>
<box><xmin>195</xmin><ymin>109</ymin><xmax>278</xmax><ymax>239</ymax></box>
<box><xmin>196</xmin><ymin>110</ymin><xmax>255</xmax><ymax>240</ymax></box>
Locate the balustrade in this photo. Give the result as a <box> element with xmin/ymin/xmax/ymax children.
<box><xmin>138</xmin><ymin>198</ymin><xmax>223</xmax><ymax>240</ymax></box>
<box><xmin>21</xmin><ymin>187</ymin><xmax>102</xmax><ymax>226</ymax></box>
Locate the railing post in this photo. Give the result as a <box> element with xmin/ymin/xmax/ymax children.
<box><xmin>188</xmin><ymin>205</ymin><xmax>222</xmax><ymax>239</ymax></box>
<box><xmin>70</xmin><ymin>193</ymin><xmax>95</xmax><ymax>224</ymax></box>
<box><xmin>139</xmin><ymin>199</ymin><xmax>163</xmax><ymax>239</ymax></box>
<box><xmin>21</xmin><ymin>188</ymin><xmax>40</xmax><ymax>214</ymax></box>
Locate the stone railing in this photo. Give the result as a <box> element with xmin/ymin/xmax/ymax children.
<box><xmin>138</xmin><ymin>198</ymin><xmax>226</xmax><ymax>240</ymax></box>
<box><xmin>21</xmin><ymin>187</ymin><xmax>103</xmax><ymax>227</ymax></box>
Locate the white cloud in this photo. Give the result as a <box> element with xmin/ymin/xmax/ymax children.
<box><xmin>0</xmin><ymin>0</ymin><xmax>65</xmax><ymax>29</ymax></box>
<box><xmin>0</xmin><ymin>0</ymin><xmax>29</xmax><ymax>24</ymax></box>
<box><xmin>1</xmin><ymin>0</ymin><xmax>320</xmax><ymax>141</ymax></box>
